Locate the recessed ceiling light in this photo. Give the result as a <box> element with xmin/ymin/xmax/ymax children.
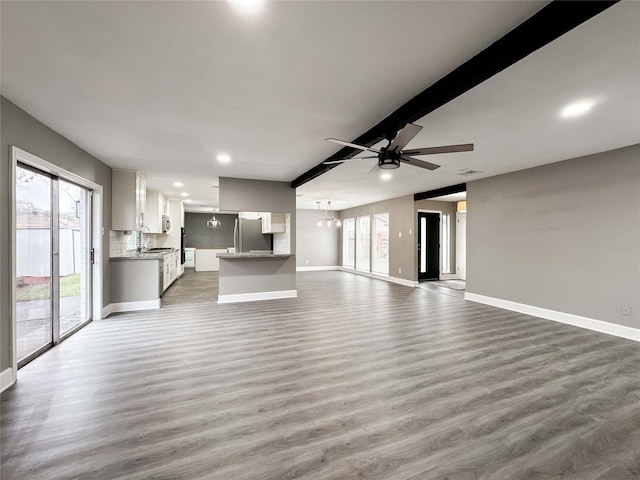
<box><xmin>228</xmin><ymin>0</ymin><xmax>265</xmax><ymax>16</ymax></box>
<box><xmin>184</xmin><ymin>199</ymin><xmax>192</xmax><ymax>203</ymax></box>
<box><xmin>217</xmin><ymin>153</ymin><xmax>231</xmax><ymax>163</ymax></box>
<box><xmin>180</xmin><ymin>192</ymin><xmax>189</xmax><ymax>197</ymax></box>
<box><xmin>380</xmin><ymin>172</ymin><xmax>393</xmax><ymax>181</ymax></box>
<box><xmin>560</xmin><ymin>100</ymin><xmax>595</xmax><ymax>119</ymax></box>
<box><xmin>173</xmin><ymin>182</ymin><xmax>183</xmax><ymax>187</ymax></box>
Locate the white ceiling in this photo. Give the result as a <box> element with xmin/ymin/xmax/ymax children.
<box><xmin>2</xmin><ymin>1</ymin><xmax>638</xmax><ymax>212</ymax></box>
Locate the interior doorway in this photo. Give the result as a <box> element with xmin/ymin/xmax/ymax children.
<box><xmin>15</xmin><ymin>163</ymin><xmax>93</xmax><ymax>367</ymax></box>
<box><xmin>417</xmin><ymin>212</ymin><xmax>440</xmax><ymax>281</ymax></box>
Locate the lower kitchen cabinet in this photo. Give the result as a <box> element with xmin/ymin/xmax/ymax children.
<box><xmin>162</xmin><ymin>251</ymin><xmax>181</xmax><ymax>292</ymax></box>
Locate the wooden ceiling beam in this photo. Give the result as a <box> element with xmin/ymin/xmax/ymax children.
<box><xmin>291</xmin><ymin>1</ymin><xmax>618</xmax><ymax>189</ymax></box>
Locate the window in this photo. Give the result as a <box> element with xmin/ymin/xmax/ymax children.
<box><xmin>372</xmin><ymin>213</ymin><xmax>389</xmax><ymax>275</ymax></box>
<box><xmin>356</xmin><ymin>216</ymin><xmax>370</xmax><ymax>271</ymax></box>
<box><xmin>442</xmin><ymin>213</ymin><xmax>451</xmax><ymax>273</ymax></box>
<box><xmin>342</xmin><ymin>218</ymin><xmax>355</xmax><ymax>268</ymax></box>
<box><xmin>125</xmin><ymin>231</ymin><xmax>139</xmax><ymax>251</ymax></box>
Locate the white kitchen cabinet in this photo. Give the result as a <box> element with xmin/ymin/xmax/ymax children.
<box><xmin>112</xmin><ymin>170</ymin><xmax>147</xmax><ymax>231</ymax></box>
<box><xmin>184</xmin><ymin>248</ymin><xmax>195</xmax><ymax>268</ymax></box>
<box><xmin>162</xmin><ymin>251</ymin><xmax>181</xmax><ymax>292</ymax></box>
<box><xmin>239</xmin><ymin>211</ymin><xmax>260</xmax><ymax>220</ymax></box>
<box><xmin>261</xmin><ymin>212</ymin><xmax>286</xmax><ymax>233</ymax></box>
<box><xmin>145</xmin><ymin>190</ymin><xmax>167</xmax><ymax>234</ymax></box>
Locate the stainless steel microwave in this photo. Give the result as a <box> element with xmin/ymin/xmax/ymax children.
<box><xmin>162</xmin><ymin>215</ymin><xmax>170</xmax><ymax>233</ymax></box>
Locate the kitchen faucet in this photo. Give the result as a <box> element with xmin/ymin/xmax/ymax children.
<box><xmin>137</xmin><ymin>226</ymin><xmax>151</xmax><ymax>252</ymax></box>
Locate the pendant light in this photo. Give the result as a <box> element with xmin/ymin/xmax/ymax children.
<box><xmin>316</xmin><ymin>200</ymin><xmax>341</xmax><ymax>227</ymax></box>
<box><xmin>207</xmin><ymin>209</ymin><xmax>221</xmax><ymax>228</ymax></box>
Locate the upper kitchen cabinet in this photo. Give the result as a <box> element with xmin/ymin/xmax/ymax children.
<box><xmin>145</xmin><ymin>189</ymin><xmax>168</xmax><ymax>234</ymax></box>
<box><xmin>261</xmin><ymin>212</ymin><xmax>286</xmax><ymax>233</ymax></box>
<box><xmin>112</xmin><ymin>170</ymin><xmax>146</xmax><ymax>231</ymax></box>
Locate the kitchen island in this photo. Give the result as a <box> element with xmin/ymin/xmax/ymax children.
<box><xmin>216</xmin><ymin>252</ymin><xmax>296</xmax><ymax>303</ymax></box>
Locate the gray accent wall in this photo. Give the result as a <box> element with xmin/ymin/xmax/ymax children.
<box><xmin>339</xmin><ymin>195</ymin><xmax>416</xmax><ymax>281</ymax></box>
<box><xmin>296</xmin><ymin>209</ymin><xmax>339</xmax><ymax>268</ymax></box>
<box><xmin>184</xmin><ymin>213</ymin><xmax>237</xmax><ymax>248</ymax></box>
<box><xmin>1</xmin><ymin>96</ymin><xmax>112</xmax><ymax>372</ymax></box>
<box><xmin>467</xmin><ymin>144</ymin><xmax>640</xmax><ymax>329</ymax></box>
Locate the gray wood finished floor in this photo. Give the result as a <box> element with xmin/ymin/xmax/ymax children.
<box><xmin>161</xmin><ymin>269</ymin><xmax>219</xmax><ymax>307</ymax></box>
<box><xmin>2</xmin><ymin>271</ymin><xmax>639</xmax><ymax>480</ymax></box>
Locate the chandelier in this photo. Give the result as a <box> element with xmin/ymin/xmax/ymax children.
<box><xmin>206</xmin><ymin>210</ymin><xmax>221</xmax><ymax>228</ymax></box>
<box><xmin>316</xmin><ymin>200</ymin><xmax>341</xmax><ymax>227</ymax></box>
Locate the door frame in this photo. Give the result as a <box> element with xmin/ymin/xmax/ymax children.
<box><xmin>416</xmin><ymin>209</ymin><xmax>442</xmax><ymax>281</ymax></box>
<box><xmin>456</xmin><ymin>211</ymin><xmax>467</xmax><ymax>281</ymax></box>
<box><xmin>9</xmin><ymin>146</ymin><xmax>103</xmax><ymax>386</ymax></box>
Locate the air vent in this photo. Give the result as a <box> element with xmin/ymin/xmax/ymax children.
<box><xmin>458</xmin><ymin>169</ymin><xmax>482</xmax><ymax>177</ymax></box>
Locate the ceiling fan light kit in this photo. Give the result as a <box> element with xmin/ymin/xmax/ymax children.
<box><xmin>378</xmin><ymin>158</ymin><xmax>401</xmax><ymax>170</ymax></box>
<box><xmin>323</xmin><ymin>123</ymin><xmax>473</xmax><ymax>173</ymax></box>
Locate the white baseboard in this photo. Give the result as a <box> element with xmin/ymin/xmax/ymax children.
<box><xmin>297</xmin><ymin>266</ymin><xmax>341</xmax><ymax>272</ymax></box>
<box><xmin>102</xmin><ymin>300</ymin><xmax>161</xmax><ymax>317</ymax></box>
<box><xmin>1</xmin><ymin>367</ymin><xmax>15</xmax><ymax>393</ymax></box>
<box><xmin>102</xmin><ymin>304</ymin><xmax>113</xmax><ymax>318</ymax></box>
<box><xmin>339</xmin><ymin>267</ymin><xmax>419</xmax><ymax>288</ymax></box>
<box><xmin>465</xmin><ymin>292</ymin><xmax>640</xmax><ymax>342</ymax></box>
<box><xmin>218</xmin><ymin>290</ymin><xmax>298</xmax><ymax>304</ymax></box>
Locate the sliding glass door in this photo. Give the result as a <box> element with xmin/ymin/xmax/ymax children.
<box><xmin>16</xmin><ymin>164</ymin><xmax>92</xmax><ymax>367</ymax></box>
<box><xmin>58</xmin><ymin>179</ymin><xmax>92</xmax><ymax>336</ymax></box>
<box><xmin>15</xmin><ymin>166</ymin><xmax>53</xmax><ymax>362</ymax></box>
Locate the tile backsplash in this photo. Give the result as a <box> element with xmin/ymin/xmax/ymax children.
<box><xmin>109</xmin><ymin>231</ymin><xmax>135</xmax><ymax>257</ymax></box>
<box><xmin>109</xmin><ymin>231</ymin><xmax>163</xmax><ymax>257</ymax></box>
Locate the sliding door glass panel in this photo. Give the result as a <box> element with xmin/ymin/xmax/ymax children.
<box><xmin>356</xmin><ymin>216</ymin><xmax>370</xmax><ymax>271</ymax></box>
<box><xmin>372</xmin><ymin>213</ymin><xmax>389</xmax><ymax>275</ymax></box>
<box><xmin>16</xmin><ymin>165</ymin><xmax>53</xmax><ymax>362</ymax></box>
<box><xmin>59</xmin><ymin>180</ymin><xmax>92</xmax><ymax>336</ymax></box>
<box><xmin>343</xmin><ymin>218</ymin><xmax>355</xmax><ymax>268</ymax></box>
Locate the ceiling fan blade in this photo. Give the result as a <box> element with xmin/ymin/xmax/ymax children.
<box><xmin>400</xmin><ymin>155</ymin><xmax>441</xmax><ymax>171</ymax></box>
<box><xmin>387</xmin><ymin>123</ymin><xmax>423</xmax><ymax>152</ymax></box>
<box><xmin>325</xmin><ymin>138</ymin><xmax>381</xmax><ymax>153</ymax></box>
<box><xmin>402</xmin><ymin>143</ymin><xmax>474</xmax><ymax>156</ymax></box>
<box><xmin>323</xmin><ymin>156</ymin><xmax>378</xmax><ymax>165</ymax></box>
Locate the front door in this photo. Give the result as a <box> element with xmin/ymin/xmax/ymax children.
<box><xmin>418</xmin><ymin>212</ymin><xmax>439</xmax><ymax>281</ymax></box>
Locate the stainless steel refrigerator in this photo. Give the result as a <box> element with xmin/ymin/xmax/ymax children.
<box><xmin>234</xmin><ymin>218</ymin><xmax>273</xmax><ymax>252</ymax></box>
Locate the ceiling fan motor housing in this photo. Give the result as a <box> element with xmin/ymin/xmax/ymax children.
<box><xmin>378</xmin><ymin>150</ymin><xmax>401</xmax><ymax>169</ymax></box>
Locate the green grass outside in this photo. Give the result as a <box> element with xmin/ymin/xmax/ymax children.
<box><xmin>16</xmin><ymin>274</ymin><xmax>81</xmax><ymax>302</ymax></box>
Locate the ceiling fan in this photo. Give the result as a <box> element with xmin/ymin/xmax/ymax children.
<box><xmin>323</xmin><ymin>123</ymin><xmax>473</xmax><ymax>172</ymax></box>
